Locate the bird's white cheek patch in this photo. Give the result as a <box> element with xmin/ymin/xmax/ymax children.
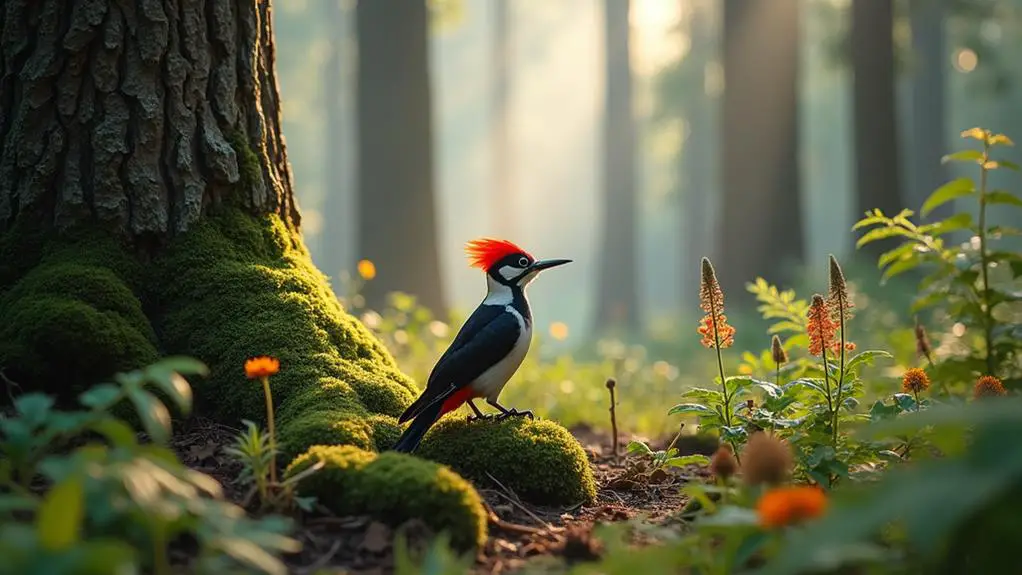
<box><xmin>517</xmin><ymin>270</ymin><xmax>539</xmax><ymax>287</ymax></box>
<box><xmin>498</xmin><ymin>265</ymin><xmax>523</xmax><ymax>281</ymax></box>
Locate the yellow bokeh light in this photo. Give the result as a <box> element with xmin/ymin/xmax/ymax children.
<box><xmin>357</xmin><ymin>259</ymin><xmax>376</xmax><ymax>280</ymax></box>
<box><xmin>549</xmin><ymin>321</ymin><xmax>569</xmax><ymax>341</ymax></box>
<box><xmin>953</xmin><ymin>48</ymin><xmax>978</xmax><ymax>73</ymax></box>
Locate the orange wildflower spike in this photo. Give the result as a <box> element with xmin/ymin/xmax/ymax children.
<box><xmin>807</xmin><ymin>295</ymin><xmax>838</xmax><ymax>357</ymax></box>
<box><xmin>974</xmin><ymin>375</ymin><xmax>1007</xmax><ymax>398</ymax></box>
<box><xmin>245</xmin><ymin>356</ymin><xmax>280</xmax><ymax>379</ymax></box>
<box><xmin>902</xmin><ymin>368</ymin><xmax>930</xmax><ymax>394</ymax></box>
<box><xmin>464</xmin><ymin>238</ymin><xmax>532</xmax><ymax>270</ymax></box>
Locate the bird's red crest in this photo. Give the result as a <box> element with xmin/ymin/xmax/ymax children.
<box><xmin>465</xmin><ymin>238</ymin><xmax>531</xmax><ymax>270</ymax></box>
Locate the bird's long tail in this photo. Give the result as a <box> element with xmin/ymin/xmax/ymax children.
<box><xmin>391</xmin><ymin>400</ymin><xmax>443</xmax><ymax>453</ymax></box>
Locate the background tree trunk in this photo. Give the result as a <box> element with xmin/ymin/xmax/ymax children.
<box><xmin>679</xmin><ymin>0</ymin><xmax>718</xmax><ymax>307</ymax></box>
<box><xmin>719</xmin><ymin>0</ymin><xmax>803</xmax><ymax>301</ymax></box>
<box><xmin>908</xmin><ymin>0</ymin><xmax>949</xmax><ymax>218</ymax></box>
<box><xmin>852</xmin><ymin>0</ymin><xmax>903</xmax><ymax>255</ymax></box>
<box><xmin>0</xmin><ymin>0</ymin><xmax>299</xmax><ymax>240</ymax></box>
<box><xmin>492</xmin><ymin>0</ymin><xmax>514</xmax><ymax>238</ymax></box>
<box><xmin>595</xmin><ymin>0</ymin><xmax>639</xmax><ymax>332</ymax></box>
<box><xmin>356</xmin><ymin>0</ymin><xmax>446</xmax><ymax>316</ymax></box>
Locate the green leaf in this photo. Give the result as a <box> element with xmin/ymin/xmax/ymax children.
<box><xmin>927</xmin><ymin>212</ymin><xmax>973</xmax><ymax>236</ymax></box>
<box><xmin>855</xmin><ymin>226</ymin><xmax>912</xmax><ymax>249</ymax></box>
<box><xmin>665</xmin><ymin>454</ymin><xmax>711</xmax><ymax>468</ymax></box>
<box><xmin>127</xmin><ymin>389</ymin><xmax>172</xmax><ymax>444</ymax></box>
<box><xmin>37</xmin><ymin>475</ymin><xmax>84</xmax><ymax>550</ymax></box>
<box><xmin>145</xmin><ymin>366</ymin><xmax>193</xmax><ymax>415</ymax></box>
<box><xmin>999</xmin><ymin>159</ymin><xmax>1020</xmax><ymax>171</ymax></box>
<box><xmin>78</xmin><ymin>384</ymin><xmax>122</xmax><ymax>410</ymax></box>
<box><xmin>844</xmin><ymin>350</ymin><xmax>893</xmax><ymax>374</ymax></box>
<box><xmin>668</xmin><ymin>403</ymin><xmax>718</xmax><ymax>417</ymax></box>
<box><xmin>89</xmin><ymin>418</ymin><xmax>139</xmax><ymax>448</ymax></box>
<box><xmin>882</xmin><ymin>257</ymin><xmax>924</xmax><ymax>282</ymax></box>
<box><xmin>15</xmin><ymin>393</ymin><xmax>54</xmax><ymax>426</ymax></box>
<box><xmin>985</xmin><ymin>190</ymin><xmax>1022</xmax><ymax>208</ymax></box>
<box><xmin>941</xmin><ymin>149</ymin><xmax>983</xmax><ymax>164</ymax></box>
<box><xmin>149</xmin><ymin>356</ymin><xmax>209</xmax><ymax>377</ymax></box>
<box><xmin>922</xmin><ymin>178</ymin><xmax>975</xmax><ymax>216</ymax></box>
<box><xmin>626</xmin><ymin>440</ymin><xmax>653</xmax><ymax>456</ymax></box>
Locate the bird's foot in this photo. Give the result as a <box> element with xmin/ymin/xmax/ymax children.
<box><xmin>467</xmin><ymin>413</ymin><xmax>494</xmax><ymax>422</ymax></box>
<box><xmin>496</xmin><ymin>408</ymin><xmax>534</xmax><ymax>421</ymax></box>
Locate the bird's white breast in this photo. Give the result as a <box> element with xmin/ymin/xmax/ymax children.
<box><xmin>471</xmin><ymin>305</ymin><xmax>532</xmax><ymax>401</ymax></box>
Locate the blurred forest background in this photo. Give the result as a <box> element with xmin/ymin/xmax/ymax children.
<box><xmin>272</xmin><ymin>0</ymin><xmax>1022</xmax><ymax>356</ymax></box>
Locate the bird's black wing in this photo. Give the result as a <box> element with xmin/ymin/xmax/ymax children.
<box><xmin>398</xmin><ymin>306</ymin><xmax>521</xmax><ymax>423</ymax></box>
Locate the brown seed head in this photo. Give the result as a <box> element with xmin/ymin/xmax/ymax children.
<box><xmin>740</xmin><ymin>432</ymin><xmax>794</xmax><ymax>487</ymax></box>
<box><xmin>771</xmin><ymin>335</ymin><xmax>788</xmax><ymax>365</ymax></box>
<box><xmin>606</xmin><ymin>378</ymin><xmax>616</xmax><ymax>390</ymax></box>
<box><xmin>974</xmin><ymin>375</ymin><xmax>1007</xmax><ymax>398</ymax></box>
<box><xmin>901</xmin><ymin>368</ymin><xmax>931</xmax><ymax>394</ymax></box>
<box><xmin>827</xmin><ymin>255</ymin><xmax>854</xmax><ymax>322</ymax></box>
<box><xmin>699</xmin><ymin>258</ymin><xmax>724</xmax><ymax>314</ymax></box>
<box><xmin>710</xmin><ymin>444</ymin><xmax>739</xmax><ymax>480</ymax></box>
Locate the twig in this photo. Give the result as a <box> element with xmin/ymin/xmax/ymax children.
<box><xmin>606</xmin><ymin>378</ymin><xmax>619</xmax><ymax>461</ymax></box>
<box><xmin>0</xmin><ymin>368</ymin><xmax>24</xmax><ymax>403</ymax></box>
<box><xmin>483</xmin><ymin>473</ymin><xmax>557</xmax><ymax>530</ymax></box>
<box><xmin>483</xmin><ymin>502</ymin><xmax>544</xmax><ymax>536</ymax></box>
<box><xmin>295</xmin><ymin>539</ymin><xmax>342</xmax><ymax>575</ymax></box>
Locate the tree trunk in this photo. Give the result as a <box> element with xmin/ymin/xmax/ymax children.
<box><xmin>908</xmin><ymin>0</ymin><xmax>948</xmax><ymax>218</ymax></box>
<box><xmin>0</xmin><ymin>0</ymin><xmax>299</xmax><ymax>240</ymax></box>
<box><xmin>719</xmin><ymin>0</ymin><xmax>803</xmax><ymax>302</ymax></box>
<box><xmin>356</xmin><ymin>0</ymin><xmax>446</xmax><ymax>316</ymax></box>
<box><xmin>318</xmin><ymin>0</ymin><xmax>353</xmax><ymax>283</ymax></box>
<box><xmin>492</xmin><ymin>0</ymin><xmax>514</xmax><ymax>238</ymax></box>
<box><xmin>680</xmin><ymin>0</ymin><xmax>718</xmax><ymax>307</ymax></box>
<box><xmin>852</xmin><ymin>0</ymin><xmax>903</xmax><ymax>255</ymax></box>
<box><xmin>595</xmin><ymin>0</ymin><xmax>639</xmax><ymax>332</ymax></box>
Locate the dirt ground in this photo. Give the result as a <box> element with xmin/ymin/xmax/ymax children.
<box><xmin>171</xmin><ymin>418</ymin><xmax>717</xmax><ymax>574</ymax></box>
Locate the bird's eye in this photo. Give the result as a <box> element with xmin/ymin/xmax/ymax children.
<box><xmin>518</xmin><ymin>257</ymin><xmax>529</xmax><ymax>267</ymax></box>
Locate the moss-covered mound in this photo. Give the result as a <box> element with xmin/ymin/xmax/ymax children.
<box><xmin>285</xmin><ymin>445</ymin><xmax>487</xmax><ymax>550</ymax></box>
<box><xmin>417</xmin><ymin>417</ymin><xmax>597</xmax><ymax>506</ymax></box>
<box><xmin>151</xmin><ymin>209</ymin><xmax>415</xmax><ymax>455</ymax></box>
<box><xmin>0</xmin><ymin>231</ymin><xmax>158</xmax><ymax>395</ymax></box>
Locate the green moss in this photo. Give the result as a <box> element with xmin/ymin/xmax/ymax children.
<box><xmin>417</xmin><ymin>417</ymin><xmax>598</xmax><ymax>506</ymax></box>
<box><xmin>285</xmin><ymin>445</ymin><xmax>487</xmax><ymax>550</ymax></box>
<box><xmin>152</xmin><ymin>208</ymin><xmax>416</xmax><ymax>454</ymax></box>
<box><xmin>0</xmin><ymin>232</ymin><xmax>158</xmax><ymax>396</ymax></box>
<box><xmin>227</xmin><ymin>130</ymin><xmax>263</xmax><ymax>191</ymax></box>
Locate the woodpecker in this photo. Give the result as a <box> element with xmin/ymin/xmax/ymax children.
<box><xmin>391</xmin><ymin>238</ymin><xmax>571</xmax><ymax>453</ymax></box>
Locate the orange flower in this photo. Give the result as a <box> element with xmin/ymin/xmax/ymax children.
<box><xmin>698</xmin><ymin>314</ymin><xmax>735</xmax><ymax>349</ymax></box>
<box><xmin>902</xmin><ymin>368</ymin><xmax>930</xmax><ymax>394</ymax></box>
<box><xmin>974</xmin><ymin>375</ymin><xmax>1007</xmax><ymax>398</ymax></box>
<box><xmin>697</xmin><ymin>258</ymin><xmax>735</xmax><ymax>349</ymax></box>
<box><xmin>807</xmin><ymin>295</ymin><xmax>838</xmax><ymax>357</ymax></box>
<box><xmin>357</xmin><ymin>259</ymin><xmax>376</xmax><ymax>280</ymax></box>
<box><xmin>757</xmin><ymin>485</ymin><xmax>827</xmax><ymax>529</ymax></box>
<box><xmin>245</xmin><ymin>356</ymin><xmax>280</xmax><ymax>379</ymax></box>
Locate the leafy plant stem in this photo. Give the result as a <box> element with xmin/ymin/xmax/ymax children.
<box><xmin>820</xmin><ymin>346</ymin><xmax>834</xmax><ymax>437</ymax></box>
<box><xmin>261</xmin><ymin>376</ymin><xmax>277</xmax><ymax>485</ymax></box>
<box><xmin>977</xmin><ymin>142</ymin><xmax>994</xmax><ymax>375</ymax></box>
<box><xmin>913</xmin><ymin>389</ymin><xmax>921</xmax><ymax>412</ymax></box>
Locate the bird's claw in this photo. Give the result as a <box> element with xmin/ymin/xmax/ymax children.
<box><xmin>496</xmin><ymin>408</ymin><xmax>534</xmax><ymax>421</ymax></box>
<box><xmin>467</xmin><ymin>414</ymin><xmax>494</xmax><ymax>422</ymax></box>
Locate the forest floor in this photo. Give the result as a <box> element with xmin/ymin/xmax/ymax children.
<box><xmin>171</xmin><ymin>419</ymin><xmax>716</xmax><ymax>574</ymax></box>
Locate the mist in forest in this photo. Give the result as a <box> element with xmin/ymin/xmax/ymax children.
<box><xmin>273</xmin><ymin>0</ymin><xmax>1022</xmax><ymax>349</ymax></box>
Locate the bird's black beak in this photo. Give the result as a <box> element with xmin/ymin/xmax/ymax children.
<box><xmin>529</xmin><ymin>258</ymin><xmax>572</xmax><ymax>272</ymax></box>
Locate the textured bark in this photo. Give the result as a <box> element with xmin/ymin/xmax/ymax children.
<box><xmin>719</xmin><ymin>0</ymin><xmax>803</xmax><ymax>301</ymax></box>
<box><xmin>852</xmin><ymin>0</ymin><xmax>903</xmax><ymax>255</ymax></box>
<box><xmin>356</xmin><ymin>0</ymin><xmax>446</xmax><ymax>315</ymax></box>
<box><xmin>595</xmin><ymin>0</ymin><xmax>639</xmax><ymax>331</ymax></box>
<box><xmin>908</xmin><ymin>0</ymin><xmax>948</xmax><ymax>218</ymax></box>
<box><xmin>0</xmin><ymin>0</ymin><xmax>299</xmax><ymax>240</ymax></box>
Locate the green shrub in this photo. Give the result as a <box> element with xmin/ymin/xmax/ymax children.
<box><xmin>285</xmin><ymin>445</ymin><xmax>487</xmax><ymax>550</ymax></box>
<box><xmin>417</xmin><ymin>416</ymin><xmax>597</xmax><ymax>506</ymax></box>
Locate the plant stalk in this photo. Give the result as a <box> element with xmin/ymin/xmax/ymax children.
<box><xmin>832</xmin><ymin>299</ymin><xmax>847</xmax><ymax>448</ymax></box>
<box><xmin>261</xmin><ymin>376</ymin><xmax>277</xmax><ymax>485</ymax></box>
<box><xmin>977</xmin><ymin>143</ymin><xmax>995</xmax><ymax>375</ymax></box>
